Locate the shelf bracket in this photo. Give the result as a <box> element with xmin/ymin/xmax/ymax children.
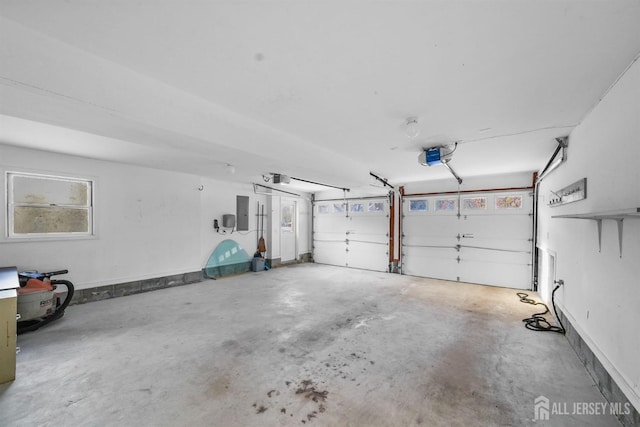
<box><xmin>552</xmin><ymin>208</ymin><xmax>639</xmax><ymax>258</ymax></box>
<box><xmin>594</xmin><ymin>218</ymin><xmax>624</xmax><ymax>257</ymax></box>
<box><xmin>616</xmin><ymin>219</ymin><xmax>624</xmax><ymax>259</ymax></box>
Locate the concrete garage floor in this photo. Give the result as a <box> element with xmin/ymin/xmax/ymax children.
<box><xmin>0</xmin><ymin>264</ymin><xmax>621</xmax><ymax>427</ymax></box>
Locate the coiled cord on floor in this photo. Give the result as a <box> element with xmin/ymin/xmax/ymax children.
<box><xmin>517</xmin><ymin>284</ymin><xmax>566</xmax><ymax>334</ymax></box>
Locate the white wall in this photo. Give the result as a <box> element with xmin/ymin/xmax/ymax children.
<box><xmin>198</xmin><ymin>177</ymin><xmax>268</xmax><ymax>266</ymax></box>
<box><xmin>0</xmin><ymin>145</ymin><xmax>311</xmax><ymax>289</ymax></box>
<box><xmin>314</xmin><ymin>189</ymin><xmax>388</xmax><ymax>201</ymax></box>
<box><xmin>537</xmin><ymin>58</ymin><xmax>640</xmax><ymax>408</ymax></box>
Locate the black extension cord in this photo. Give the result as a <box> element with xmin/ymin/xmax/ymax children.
<box><xmin>517</xmin><ymin>284</ymin><xmax>566</xmax><ymax>334</ymax></box>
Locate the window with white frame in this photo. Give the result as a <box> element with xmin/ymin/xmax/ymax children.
<box><xmin>7</xmin><ymin>172</ymin><xmax>94</xmax><ymax>238</ymax></box>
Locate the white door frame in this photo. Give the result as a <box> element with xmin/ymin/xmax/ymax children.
<box><xmin>280</xmin><ymin>198</ymin><xmax>298</xmax><ymax>263</ymax></box>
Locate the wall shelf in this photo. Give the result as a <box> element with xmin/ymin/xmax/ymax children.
<box><xmin>552</xmin><ymin>208</ymin><xmax>640</xmax><ymax>258</ymax></box>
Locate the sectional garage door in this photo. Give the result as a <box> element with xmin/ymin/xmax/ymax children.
<box><xmin>402</xmin><ymin>191</ymin><xmax>533</xmax><ymax>289</ymax></box>
<box><xmin>313</xmin><ymin>196</ymin><xmax>390</xmax><ymax>272</ymax></box>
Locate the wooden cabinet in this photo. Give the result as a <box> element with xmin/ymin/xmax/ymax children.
<box><xmin>0</xmin><ymin>267</ymin><xmax>19</xmax><ymax>384</ymax></box>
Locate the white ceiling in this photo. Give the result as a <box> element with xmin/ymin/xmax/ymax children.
<box><xmin>1</xmin><ymin>1</ymin><xmax>639</xmax><ymax>192</ymax></box>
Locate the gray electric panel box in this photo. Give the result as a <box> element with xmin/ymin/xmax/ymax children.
<box><xmin>236</xmin><ymin>195</ymin><xmax>249</xmax><ymax>231</ymax></box>
<box><xmin>222</xmin><ymin>214</ymin><xmax>236</xmax><ymax>228</ymax></box>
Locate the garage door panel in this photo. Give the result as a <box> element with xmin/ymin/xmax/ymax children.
<box><xmin>404</xmin><ymin>216</ymin><xmax>457</xmax><ymax>233</ymax></box>
<box><xmin>460</xmin><ymin>215</ymin><xmax>531</xmax><ymax>239</ymax></box>
<box><xmin>402</xmin><ymin>191</ymin><xmax>532</xmax><ymax>289</ymax></box>
<box><xmin>347</xmin><ymin>234</ymin><xmax>388</xmax><ymax>245</ymax></box>
<box><xmin>347</xmin><ymin>241</ymin><xmax>388</xmax><ymax>271</ymax></box>
<box><xmin>403</xmin><ymin>215</ymin><xmax>458</xmax><ymax>247</ymax></box>
<box><xmin>460</xmin><ymin>247</ymin><xmax>530</xmax><ymax>264</ymax></box>
<box><xmin>313</xmin><ymin>242</ymin><xmax>346</xmax><ymax>266</ymax></box>
<box><xmin>314</xmin><ymin>197</ymin><xmax>389</xmax><ymax>272</ymax></box>
<box><xmin>315</xmin><ymin>217</ymin><xmax>348</xmax><ymax>233</ymax></box>
<box><xmin>403</xmin><ymin>236</ymin><xmax>455</xmax><ymax>248</ymax></box>
<box><xmin>346</xmin><ymin>219</ymin><xmax>388</xmax><ymax>244</ymax></box>
<box><xmin>402</xmin><ymin>248</ymin><xmax>458</xmax><ymax>280</ymax></box>
<box><xmin>459</xmin><ymin>237</ymin><xmax>531</xmax><ymax>252</ymax></box>
<box><xmin>458</xmin><ymin>259</ymin><xmax>531</xmax><ymax>288</ymax></box>
<box><xmin>347</xmin><ymin>214</ymin><xmax>387</xmax><ymax>227</ymax></box>
<box><xmin>314</xmin><ymin>230</ymin><xmax>346</xmax><ymax>240</ymax></box>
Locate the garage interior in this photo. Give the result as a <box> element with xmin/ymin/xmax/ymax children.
<box><xmin>0</xmin><ymin>1</ymin><xmax>639</xmax><ymax>426</ymax></box>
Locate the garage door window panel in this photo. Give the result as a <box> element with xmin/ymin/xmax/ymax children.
<box><xmin>409</xmin><ymin>199</ymin><xmax>428</xmax><ymax>212</ymax></box>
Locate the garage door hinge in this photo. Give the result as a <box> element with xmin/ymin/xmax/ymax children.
<box><xmin>456</xmin><ymin>256</ymin><xmax>461</xmax><ymax>263</ymax></box>
<box><xmin>455</xmin><ymin>244</ymin><xmax>461</xmax><ymax>252</ymax></box>
<box><xmin>345</xmin><ymin>239</ymin><xmax>349</xmax><ymax>244</ymax></box>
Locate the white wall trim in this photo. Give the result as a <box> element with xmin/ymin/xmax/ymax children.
<box><xmin>75</xmin><ymin>267</ymin><xmax>204</xmax><ymax>290</ymax></box>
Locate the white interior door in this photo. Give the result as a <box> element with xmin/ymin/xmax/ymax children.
<box><xmin>402</xmin><ymin>192</ymin><xmax>533</xmax><ymax>289</ymax></box>
<box><xmin>280</xmin><ymin>198</ymin><xmax>297</xmax><ymax>263</ymax></box>
<box><xmin>313</xmin><ymin>197</ymin><xmax>389</xmax><ymax>272</ymax></box>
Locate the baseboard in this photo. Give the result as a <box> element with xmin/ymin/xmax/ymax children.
<box><xmin>557</xmin><ymin>307</ymin><xmax>640</xmax><ymax>426</ymax></box>
<box><xmin>268</xmin><ymin>252</ymin><xmax>313</xmax><ymax>268</ymax></box>
<box><xmin>70</xmin><ymin>270</ymin><xmax>205</xmax><ymax>305</ymax></box>
<box><xmin>267</xmin><ymin>257</ymin><xmax>282</xmax><ymax>268</ymax></box>
<box><xmin>69</xmin><ymin>253</ymin><xmax>314</xmax><ymax>305</ymax></box>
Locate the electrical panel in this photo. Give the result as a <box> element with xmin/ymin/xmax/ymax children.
<box><xmin>236</xmin><ymin>196</ymin><xmax>249</xmax><ymax>231</ymax></box>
